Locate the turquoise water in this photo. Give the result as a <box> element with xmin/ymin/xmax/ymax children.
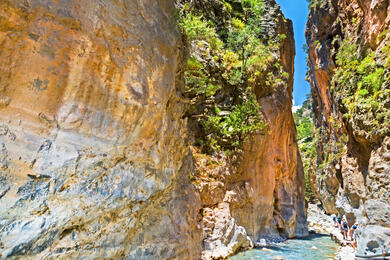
<box><xmin>230</xmin><ymin>233</ymin><xmax>338</xmax><ymax>260</ymax></box>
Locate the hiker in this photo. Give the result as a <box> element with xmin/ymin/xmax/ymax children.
<box><xmin>337</xmin><ymin>215</ymin><xmax>342</xmax><ymax>229</ymax></box>
<box><xmin>340</xmin><ymin>216</ymin><xmax>349</xmax><ymax>240</ymax></box>
<box><xmin>350</xmin><ymin>223</ymin><xmax>358</xmax><ymax>249</ymax></box>
<box><xmin>332</xmin><ymin>215</ymin><xmax>338</xmax><ymax>228</ymax></box>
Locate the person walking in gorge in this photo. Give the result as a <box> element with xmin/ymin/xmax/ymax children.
<box><xmin>336</xmin><ymin>215</ymin><xmax>342</xmax><ymax>229</ymax></box>
<box><xmin>340</xmin><ymin>216</ymin><xmax>349</xmax><ymax>241</ymax></box>
<box><xmin>350</xmin><ymin>223</ymin><xmax>358</xmax><ymax>249</ymax></box>
<box><xmin>332</xmin><ymin>215</ymin><xmax>339</xmax><ymax>228</ymax></box>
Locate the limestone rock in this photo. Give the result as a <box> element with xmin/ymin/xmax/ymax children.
<box><xmin>0</xmin><ymin>0</ymin><xmax>308</xmax><ymax>259</ymax></box>
<box><xmin>187</xmin><ymin>0</ymin><xmax>308</xmax><ymax>257</ymax></box>
<box><xmin>0</xmin><ymin>0</ymin><xmax>202</xmax><ymax>258</ymax></box>
<box><xmin>201</xmin><ymin>203</ymin><xmax>253</xmax><ymax>259</ymax></box>
<box><xmin>230</xmin><ymin>0</ymin><xmax>308</xmax><ymax>242</ymax></box>
<box><xmin>306</xmin><ymin>0</ymin><xmax>390</xmax><ymax>255</ymax></box>
<box><xmin>190</xmin><ymin>1</ymin><xmax>308</xmax><ymax>256</ymax></box>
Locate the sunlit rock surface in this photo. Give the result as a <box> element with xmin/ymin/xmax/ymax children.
<box><xmin>191</xmin><ymin>1</ymin><xmax>308</xmax><ymax>258</ymax></box>
<box><xmin>0</xmin><ymin>0</ymin><xmax>307</xmax><ymax>259</ymax></box>
<box><xmin>0</xmin><ymin>0</ymin><xmax>202</xmax><ymax>258</ymax></box>
<box><xmin>234</xmin><ymin>0</ymin><xmax>308</xmax><ymax>242</ymax></box>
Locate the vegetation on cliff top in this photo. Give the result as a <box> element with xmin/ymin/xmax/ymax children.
<box><xmin>305</xmin><ymin>0</ymin><xmax>323</xmax><ymax>10</ymax></box>
<box><xmin>179</xmin><ymin>0</ymin><xmax>289</xmax><ymax>154</ymax></box>
<box><xmin>308</xmin><ymin>34</ymin><xmax>390</xmax><ymax>194</ymax></box>
<box><xmin>331</xmin><ymin>38</ymin><xmax>390</xmax><ymax>141</ymax></box>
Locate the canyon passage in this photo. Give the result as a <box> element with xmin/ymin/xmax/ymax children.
<box><xmin>0</xmin><ymin>0</ymin><xmax>389</xmax><ymax>259</ymax></box>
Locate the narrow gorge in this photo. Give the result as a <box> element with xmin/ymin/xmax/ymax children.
<box><xmin>0</xmin><ymin>0</ymin><xmax>305</xmax><ymax>258</ymax></box>
<box><xmin>306</xmin><ymin>0</ymin><xmax>390</xmax><ymax>256</ymax></box>
<box><xmin>0</xmin><ymin>0</ymin><xmax>388</xmax><ymax>259</ymax></box>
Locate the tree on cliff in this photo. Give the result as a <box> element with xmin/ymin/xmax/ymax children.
<box><xmin>293</xmin><ymin>94</ymin><xmax>316</xmax><ymax>201</ymax></box>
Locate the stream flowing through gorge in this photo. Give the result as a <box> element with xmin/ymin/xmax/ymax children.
<box><xmin>230</xmin><ymin>233</ymin><xmax>338</xmax><ymax>260</ymax></box>
<box><xmin>0</xmin><ymin>0</ymin><xmax>389</xmax><ymax>258</ymax></box>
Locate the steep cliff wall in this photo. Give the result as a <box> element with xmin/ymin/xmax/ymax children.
<box><xmin>179</xmin><ymin>0</ymin><xmax>307</xmax><ymax>258</ymax></box>
<box><xmin>0</xmin><ymin>1</ymin><xmax>202</xmax><ymax>258</ymax></box>
<box><xmin>0</xmin><ymin>0</ymin><xmax>306</xmax><ymax>259</ymax></box>
<box><xmin>232</xmin><ymin>2</ymin><xmax>307</xmax><ymax>241</ymax></box>
<box><xmin>306</xmin><ymin>0</ymin><xmax>390</xmax><ymax>255</ymax></box>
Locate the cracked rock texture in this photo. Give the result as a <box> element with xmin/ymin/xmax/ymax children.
<box><xmin>0</xmin><ymin>0</ymin><xmax>201</xmax><ymax>259</ymax></box>
<box><xmin>0</xmin><ymin>0</ymin><xmax>307</xmax><ymax>259</ymax></box>
<box><xmin>188</xmin><ymin>0</ymin><xmax>307</xmax><ymax>258</ymax></box>
<box><xmin>306</xmin><ymin>0</ymin><xmax>390</xmax><ymax>256</ymax></box>
<box><xmin>233</xmin><ymin>0</ymin><xmax>308</xmax><ymax>242</ymax></box>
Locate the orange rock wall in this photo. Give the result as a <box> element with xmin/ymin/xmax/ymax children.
<box><xmin>232</xmin><ymin>16</ymin><xmax>307</xmax><ymax>239</ymax></box>
<box><xmin>0</xmin><ymin>0</ymin><xmax>308</xmax><ymax>258</ymax></box>
<box><xmin>0</xmin><ymin>0</ymin><xmax>202</xmax><ymax>258</ymax></box>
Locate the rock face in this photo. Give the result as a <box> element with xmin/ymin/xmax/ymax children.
<box><xmin>233</xmin><ymin>1</ymin><xmax>308</xmax><ymax>242</ymax></box>
<box><xmin>184</xmin><ymin>0</ymin><xmax>307</xmax><ymax>258</ymax></box>
<box><xmin>306</xmin><ymin>0</ymin><xmax>390</xmax><ymax>255</ymax></box>
<box><xmin>0</xmin><ymin>0</ymin><xmax>306</xmax><ymax>259</ymax></box>
<box><xmin>0</xmin><ymin>0</ymin><xmax>202</xmax><ymax>258</ymax></box>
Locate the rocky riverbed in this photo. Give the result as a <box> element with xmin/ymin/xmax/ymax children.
<box><xmin>230</xmin><ymin>232</ymin><xmax>338</xmax><ymax>260</ymax></box>
<box><xmin>307</xmin><ymin>203</ymin><xmax>356</xmax><ymax>260</ymax></box>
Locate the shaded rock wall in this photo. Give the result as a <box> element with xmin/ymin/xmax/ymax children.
<box><xmin>306</xmin><ymin>0</ymin><xmax>390</xmax><ymax>255</ymax></box>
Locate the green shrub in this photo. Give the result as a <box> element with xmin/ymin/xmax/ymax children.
<box><xmin>180</xmin><ymin>14</ymin><xmax>223</xmax><ymax>50</ymax></box>
<box><xmin>201</xmin><ymin>92</ymin><xmax>266</xmax><ymax>150</ymax></box>
<box><xmin>178</xmin><ymin>0</ymin><xmax>295</xmax><ymax>154</ymax></box>
<box><xmin>331</xmin><ymin>38</ymin><xmax>390</xmax><ymax>140</ymax></box>
<box><xmin>362</xmin><ymin>67</ymin><xmax>384</xmax><ymax>92</ymax></box>
<box><xmin>220</xmin><ymin>0</ymin><xmax>233</xmax><ymax>13</ymax></box>
<box><xmin>293</xmin><ymin>95</ymin><xmax>317</xmax><ymax>201</ymax></box>
<box><xmin>357</xmin><ymin>88</ymin><xmax>368</xmax><ymax>97</ymax></box>
<box><xmin>231</xmin><ymin>18</ymin><xmax>245</xmax><ymax>30</ymax></box>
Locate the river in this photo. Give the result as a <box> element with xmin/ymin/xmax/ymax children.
<box><xmin>230</xmin><ymin>233</ymin><xmax>338</xmax><ymax>260</ymax></box>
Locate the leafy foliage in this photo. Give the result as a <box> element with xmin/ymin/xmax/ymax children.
<box><xmin>305</xmin><ymin>0</ymin><xmax>324</xmax><ymax>9</ymax></box>
<box><xmin>293</xmin><ymin>95</ymin><xmax>316</xmax><ymax>201</ymax></box>
<box><xmin>179</xmin><ymin>0</ymin><xmax>288</xmax><ymax>154</ymax></box>
<box><xmin>200</xmin><ymin>92</ymin><xmax>265</xmax><ymax>150</ymax></box>
<box><xmin>332</xmin><ymin>39</ymin><xmax>390</xmax><ymax>139</ymax></box>
<box><xmin>180</xmin><ymin>13</ymin><xmax>223</xmax><ymax>50</ymax></box>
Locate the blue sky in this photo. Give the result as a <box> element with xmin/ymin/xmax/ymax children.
<box><xmin>276</xmin><ymin>0</ymin><xmax>310</xmax><ymax>107</ymax></box>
